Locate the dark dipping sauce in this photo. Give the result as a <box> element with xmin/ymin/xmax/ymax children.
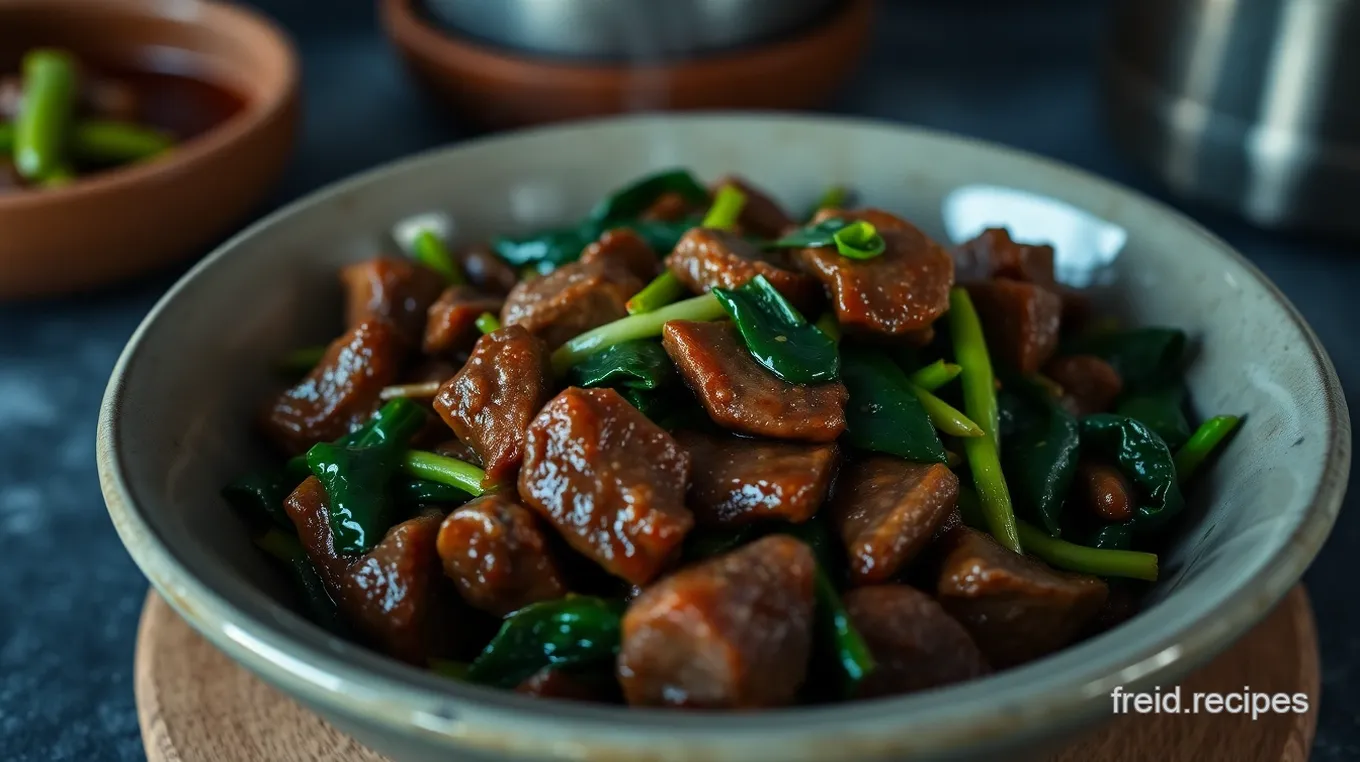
<box><xmin>102</xmin><ymin>65</ymin><xmax>245</xmax><ymax>142</ymax></box>
<box><xmin>0</xmin><ymin>48</ymin><xmax>246</xmax><ymax>187</ymax></box>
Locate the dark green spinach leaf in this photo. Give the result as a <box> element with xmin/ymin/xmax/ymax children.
<box><xmin>712</xmin><ymin>274</ymin><xmax>839</xmax><ymax>384</ymax></box>
<box><xmin>999</xmin><ymin>378</ymin><xmax>1080</xmax><ymax>537</ymax></box>
<box><xmin>1117</xmin><ymin>384</ymin><xmax>1192</xmax><ymax>450</ymax></box>
<box><xmin>1080</xmin><ymin>414</ymin><xmax>1185</xmax><ymax>533</ymax></box>
<box><xmin>467</xmin><ymin>596</ymin><xmax>626</xmax><ymax>689</ymax></box>
<box><xmin>840</xmin><ymin>348</ymin><xmax>947</xmax><ymax>463</ymax></box>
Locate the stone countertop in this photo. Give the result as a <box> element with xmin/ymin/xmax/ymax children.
<box><xmin>1</xmin><ymin>1</ymin><xmax>1355</xmax><ymax>759</ymax></box>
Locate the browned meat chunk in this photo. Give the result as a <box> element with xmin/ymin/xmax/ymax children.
<box><xmin>1075</xmin><ymin>460</ymin><xmax>1135</xmax><ymax>523</ymax></box>
<box><xmin>433</xmin><ymin>438</ymin><xmax>483</xmax><ymax>466</ymax></box>
<box><xmin>1045</xmin><ymin>355</ymin><xmax>1123</xmax><ymax>416</ymax></box>
<box><xmin>339</xmin><ymin>512</ymin><xmax>457</xmax><ymax>665</ymax></box>
<box><xmin>263</xmin><ymin>319</ymin><xmax>405</xmax><ymax>454</ymax></box>
<box><xmin>953</xmin><ymin>228</ymin><xmax>1093</xmax><ymax>336</ymax></box>
<box><xmin>580</xmin><ymin>228</ymin><xmax>661</xmax><ymax>282</ymax></box>
<box><xmin>830</xmin><ymin>458</ymin><xmax>960</xmax><ymax>585</ymax></box>
<box><xmin>965</xmin><ymin>279</ymin><xmax>1062</xmax><ymax>374</ymax></box>
<box><xmin>714</xmin><ymin>174</ymin><xmax>795</xmax><ymax>239</ymax></box>
<box><xmin>617</xmin><ymin>535</ymin><xmax>815</xmax><ymax>708</ymax></box>
<box><xmin>433</xmin><ymin>325</ymin><xmax>551</xmax><ymax>486</ymax></box>
<box><xmin>953</xmin><ymin>227</ymin><xmax>1056</xmax><ymax>285</ymax></box>
<box><xmin>675</xmin><ymin>429</ymin><xmax>839</xmax><ymax>527</ymax></box>
<box><xmin>1087</xmin><ymin>584</ymin><xmax>1138</xmax><ymax>636</ymax></box>
<box><xmin>664</xmin><ymin>228</ymin><xmax>820</xmax><ymax>310</ymax></box>
<box><xmin>844</xmin><ymin>586</ymin><xmax>990</xmax><ymax>697</ymax></box>
<box><xmin>500</xmin><ymin>239</ymin><xmax>645</xmax><ymax>349</ymax></box>
<box><xmin>797</xmin><ymin>209</ymin><xmax>954</xmax><ymax>336</ymax></box>
<box><xmin>436</xmin><ymin>493</ymin><xmax>567</xmax><ymax>616</ymax></box>
<box><xmin>457</xmin><ymin>243</ymin><xmax>519</xmax><ymax>296</ymax></box>
<box><xmin>340</xmin><ymin>256</ymin><xmax>445</xmax><ymax>343</ymax></box>
<box><xmin>422</xmin><ymin>285</ymin><xmax>504</xmax><ymax>356</ymax></box>
<box><xmin>283</xmin><ymin>476</ymin><xmax>352</xmax><ymax>593</ymax></box>
<box><xmin>1059</xmin><ymin>287</ymin><xmax>1093</xmax><ymax>334</ymax></box>
<box><xmin>640</xmin><ymin>191</ymin><xmax>694</xmax><ymax>222</ymax></box>
<box><xmin>662</xmin><ymin>320</ymin><xmax>847</xmax><ymax>443</ymax></box>
<box><xmin>518</xmin><ymin>388</ymin><xmax>693</xmax><ymax>585</ymax></box>
<box><xmin>936</xmin><ymin>528</ymin><xmax>1108</xmax><ymax>668</ymax></box>
<box><xmin>283</xmin><ymin>481</ymin><xmax>456</xmax><ymax>664</ymax></box>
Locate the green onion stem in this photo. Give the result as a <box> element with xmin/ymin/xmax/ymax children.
<box><xmin>906</xmin><ymin>382</ymin><xmax>983</xmax><ymax>438</ymax></box>
<box><xmin>701</xmin><ymin>184</ymin><xmax>747</xmax><ymax>230</ymax></box>
<box><xmin>949</xmin><ymin>287</ymin><xmax>1021</xmax><ymax>553</ymax></box>
<box><xmin>552</xmin><ymin>293</ymin><xmax>726</xmax><ymax>375</ymax></box>
<box><xmin>909</xmin><ymin>360</ymin><xmax>962</xmax><ymax>392</ymax></box>
<box><xmin>400</xmin><ymin>450</ymin><xmax>486</xmax><ymax>497</ymax></box>
<box><xmin>412</xmin><ymin>229</ymin><xmax>465</xmax><ymax>284</ymax></box>
<box><xmin>1175</xmin><ymin>415</ymin><xmax>1242</xmax><ymax>482</ymax></box>
<box><xmin>475</xmin><ymin>312</ymin><xmax>502</xmax><ymax>334</ymax></box>
<box><xmin>626</xmin><ymin>272</ymin><xmax>687</xmax><ymax>315</ymax></box>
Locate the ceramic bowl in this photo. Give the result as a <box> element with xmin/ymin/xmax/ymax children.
<box><xmin>98</xmin><ymin>114</ymin><xmax>1350</xmax><ymax>762</ymax></box>
<box><xmin>0</xmin><ymin>0</ymin><xmax>298</xmax><ymax>300</ymax></box>
<box><xmin>381</xmin><ymin>0</ymin><xmax>872</xmax><ymax>129</ymax></box>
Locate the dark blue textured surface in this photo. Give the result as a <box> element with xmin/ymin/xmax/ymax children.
<box><xmin>1</xmin><ymin>1</ymin><xmax>1355</xmax><ymax>760</ymax></box>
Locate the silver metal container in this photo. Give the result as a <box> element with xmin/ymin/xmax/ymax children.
<box><xmin>421</xmin><ymin>0</ymin><xmax>840</xmax><ymax>60</ymax></box>
<box><xmin>1102</xmin><ymin>0</ymin><xmax>1360</xmax><ymax>236</ymax></box>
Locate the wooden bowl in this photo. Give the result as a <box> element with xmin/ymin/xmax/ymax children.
<box><xmin>0</xmin><ymin>0</ymin><xmax>299</xmax><ymax>300</ymax></box>
<box><xmin>381</xmin><ymin>0</ymin><xmax>873</xmax><ymax>130</ymax></box>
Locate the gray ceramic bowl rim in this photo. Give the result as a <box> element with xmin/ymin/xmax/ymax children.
<box><xmin>99</xmin><ymin>113</ymin><xmax>1350</xmax><ymax>761</ymax></box>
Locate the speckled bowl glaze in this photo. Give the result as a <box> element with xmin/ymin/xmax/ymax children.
<box><xmin>98</xmin><ymin>114</ymin><xmax>1350</xmax><ymax>762</ymax></box>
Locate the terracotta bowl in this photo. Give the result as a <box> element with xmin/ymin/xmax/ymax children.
<box><xmin>0</xmin><ymin>0</ymin><xmax>298</xmax><ymax>300</ymax></box>
<box><xmin>381</xmin><ymin>0</ymin><xmax>873</xmax><ymax>129</ymax></box>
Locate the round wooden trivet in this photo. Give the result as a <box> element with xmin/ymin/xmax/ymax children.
<box><xmin>135</xmin><ymin>586</ymin><xmax>1318</xmax><ymax>762</ymax></box>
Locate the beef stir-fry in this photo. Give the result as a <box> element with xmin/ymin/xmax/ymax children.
<box><xmin>224</xmin><ymin>170</ymin><xmax>1242</xmax><ymax>708</ymax></box>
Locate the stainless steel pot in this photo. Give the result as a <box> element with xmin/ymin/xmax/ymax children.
<box><xmin>1102</xmin><ymin>0</ymin><xmax>1360</xmax><ymax>236</ymax></box>
<box><xmin>420</xmin><ymin>0</ymin><xmax>840</xmax><ymax>60</ymax></box>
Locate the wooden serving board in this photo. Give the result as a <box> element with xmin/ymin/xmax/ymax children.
<box><xmin>135</xmin><ymin>587</ymin><xmax>1319</xmax><ymax>762</ymax></box>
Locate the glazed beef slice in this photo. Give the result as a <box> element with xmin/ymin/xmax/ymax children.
<box><xmin>664</xmin><ymin>228</ymin><xmax>819</xmax><ymax>310</ymax></box>
<box><xmin>936</xmin><ymin>528</ymin><xmax>1108</xmax><ymax>668</ymax></box>
<box><xmin>500</xmin><ymin>231</ymin><xmax>648</xmax><ymax>349</ymax></box>
<box><xmin>662</xmin><ymin>320</ymin><xmax>847</xmax><ymax>442</ymax></box>
<box><xmin>339</xmin><ymin>511</ymin><xmax>458</xmax><ymax>665</ymax></box>
<box><xmin>796</xmin><ymin>209</ymin><xmax>954</xmax><ymax>336</ymax></box>
<box><xmin>436</xmin><ymin>493</ymin><xmax>567</xmax><ymax>616</ymax></box>
<box><xmin>676</xmin><ymin>429</ymin><xmax>839</xmax><ymax>527</ymax></box>
<box><xmin>283</xmin><ymin>479</ymin><xmax>456</xmax><ymax>664</ymax></box>
<box><xmin>831</xmin><ymin>457</ymin><xmax>960</xmax><ymax>585</ymax></box>
<box><xmin>283</xmin><ymin>476</ymin><xmax>353</xmax><ymax>593</ymax></box>
<box><xmin>579</xmin><ymin>228</ymin><xmax>661</xmax><ymax>282</ymax></box>
<box><xmin>423</xmin><ymin>285</ymin><xmax>504</xmax><ymax>356</ymax></box>
<box><xmin>964</xmin><ymin>278</ymin><xmax>1063</xmax><ymax>374</ymax></box>
<box><xmin>457</xmin><ymin>242</ymin><xmax>519</xmax><ymax>296</ymax></box>
<box><xmin>617</xmin><ymin>535</ymin><xmax>816</xmax><ymax>708</ymax></box>
<box><xmin>953</xmin><ymin>227</ymin><xmax>1056</xmax><ymax>285</ymax></box>
<box><xmin>844</xmin><ymin>585</ymin><xmax>990</xmax><ymax>698</ymax></box>
<box><xmin>433</xmin><ymin>325</ymin><xmax>552</xmax><ymax>486</ymax></box>
<box><xmin>340</xmin><ymin>256</ymin><xmax>445</xmax><ymax>343</ymax></box>
<box><xmin>263</xmin><ymin>319</ymin><xmax>404</xmax><ymax>454</ymax></box>
<box><xmin>518</xmin><ymin>387</ymin><xmax>693</xmax><ymax>585</ymax></box>
<box><xmin>712</xmin><ymin>174</ymin><xmax>796</xmax><ymax>238</ymax></box>
<box><xmin>1045</xmin><ymin>355</ymin><xmax>1123</xmax><ymax>417</ymax></box>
